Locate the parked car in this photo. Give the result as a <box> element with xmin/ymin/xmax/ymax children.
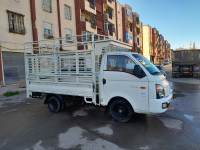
<box><xmin>163</xmin><ymin>59</ymin><xmax>170</xmax><ymax>65</ymax></box>
<box><xmin>156</xmin><ymin>65</ymin><xmax>166</xmax><ymax>76</ymax></box>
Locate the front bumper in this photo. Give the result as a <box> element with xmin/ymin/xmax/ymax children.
<box><xmin>149</xmin><ymin>89</ymin><xmax>173</xmax><ymax>114</ymax></box>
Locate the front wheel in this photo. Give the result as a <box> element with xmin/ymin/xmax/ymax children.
<box><xmin>109</xmin><ymin>99</ymin><xmax>134</xmax><ymax>123</ymax></box>
<box><xmin>47</xmin><ymin>96</ymin><xmax>62</xmax><ymax>113</ymax></box>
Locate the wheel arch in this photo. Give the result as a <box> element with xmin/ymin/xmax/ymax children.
<box><xmin>44</xmin><ymin>94</ymin><xmax>64</xmax><ymax>104</ymax></box>
<box><xmin>106</xmin><ymin>96</ymin><xmax>134</xmax><ymax>112</ymax></box>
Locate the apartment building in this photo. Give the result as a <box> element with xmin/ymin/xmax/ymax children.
<box><xmin>164</xmin><ymin>41</ymin><xmax>171</xmax><ymax>60</ymax></box>
<box><xmin>143</xmin><ymin>25</ymin><xmax>171</xmax><ymax>64</ymax></box>
<box><xmin>133</xmin><ymin>12</ymin><xmax>143</xmax><ymax>55</ymax></box>
<box><xmin>152</xmin><ymin>28</ymin><xmax>159</xmax><ymax>64</ymax></box>
<box><xmin>0</xmin><ymin>0</ymin><xmax>76</xmax><ymax>86</ymax></box>
<box><xmin>157</xmin><ymin>34</ymin><xmax>165</xmax><ymax>63</ymax></box>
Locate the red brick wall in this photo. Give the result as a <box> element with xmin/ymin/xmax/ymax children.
<box><xmin>122</xmin><ymin>7</ymin><xmax>126</xmax><ymax>43</ymax></box>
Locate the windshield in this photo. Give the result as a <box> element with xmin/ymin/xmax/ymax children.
<box><xmin>132</xmin><ymin>54</ymin><xmax>161</xmax><ymax>75</ymax></box>
<box><xmin>156</xmin><ymin>65</ymin><xmax>162</xmax><ymax>70</ymax></box>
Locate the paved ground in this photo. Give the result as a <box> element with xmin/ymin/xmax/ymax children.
<box><xmin>0</xmin><ymin>68</ymin><xmax>200</xmax><ymax>150</ymax></box>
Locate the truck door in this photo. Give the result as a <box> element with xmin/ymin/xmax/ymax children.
<box><xmin>101</xmin><ymin>54</ymin><xmax>149</xmax><ymax>112</ymax></box>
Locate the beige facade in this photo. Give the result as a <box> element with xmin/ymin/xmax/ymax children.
<box><xmin>35</xmin><ymin>0</ymin><xmax>76</xmax><ymax>41</ymax></box>
<box><xmin>143</xmin><ymin>25</ymin><xmax>152</xmax><ymax>60</ymax></box>
<box><xmin>60</xmin><ymin>0</ymin><xmax>76</xmax><ymax>39</ymax></box>
<box><xmin>0</xmin><ymin>0</ymin><xmax>76</xmax><ymax>50</ymax></box>
<box><xmin>0</xmin><ymin>0</ymin><xmax>32</xmax><ymax>52</ymax></box>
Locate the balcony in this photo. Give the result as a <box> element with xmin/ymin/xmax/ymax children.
<box><xmin>104</xmin><ymin>4</ymin><xmax>115</xmax><ymax>24</ymax></box>
<box><xmin>104</xmin><ymin>0</ymin><xmax>115</xmax><ymax>9</ymax></box>
<box><xmin>126</xmin><ymin>14</ymin><xmax>133</xmax><ymax>22</ymax></box>
<box><xmin>85</xmin><ymin>0</ymin><xmax>96</xmax><ymax>15</ymax></box>
<box><xmin>86</xmin><ymin>21</ymin><xmax>97</xmax><ymax>33</ymax></box>
<box><xmin>81</xmin><ymin>10</ymin><xmax>97</xmax><ymax>33</ymax></box>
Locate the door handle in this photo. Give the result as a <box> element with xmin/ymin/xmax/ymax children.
<box><xmin>103</xmin><ymin>79</ymin><xmax>106</xmax><ymax>85</ymax></box>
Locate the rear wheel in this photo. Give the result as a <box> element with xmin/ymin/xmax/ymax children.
<box><xmin>109</xmin><ymin>99</ymin><xmax>134</xmax><ymax>123</ymax></box>
<box><xmin>47</xmin><ymin>96</ymin><xmax>62</xmax><ymax>113</ymax></box>
<box><xmin>172</xmin><ymin>73</ymin><xmax>175</xmax><ymax>78</ymax></box>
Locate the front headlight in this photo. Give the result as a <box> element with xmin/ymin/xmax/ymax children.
<box><xmin>156</xmin><ymin>84</ymin><xmax>165</xmax><ymax>99</ymax></box>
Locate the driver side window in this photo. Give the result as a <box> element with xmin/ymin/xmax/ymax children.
<box><xmin>107</xmin><ymin>55</ymin><xmax>135</xmax><ymax>74</ymax></box>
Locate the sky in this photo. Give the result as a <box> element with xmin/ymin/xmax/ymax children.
<box><xmin>117</xmin><ymin>0</ymin><xmax>200</xmax><ymax>49</ymax></box>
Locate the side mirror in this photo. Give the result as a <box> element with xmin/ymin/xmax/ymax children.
<box><xmin>133</xmin><ymin>65</ymin><xmax>141</xmax><ymax>77</ymax></box>
<box><xmin>133</xmin><ymin>65</ymin><xmax>146</xmax><ymax>78</ymax></box>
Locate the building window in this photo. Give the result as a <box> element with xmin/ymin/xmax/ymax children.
<box><xmin>43</xmin><ymin>22</ymin><xmax>53</xmax><ymax>39</ymax></box>
<box><xmin>86</xmin><ymin>0</ymin><xmax>95</xmax><ymax>10</ymax></box>
<box><xmin>7</xmin><ymin>10</ymin><xmax>25</xmax><ymax>35</ymax></box>
<box><xmin>82</xmin><ymin>31</ymin><xmax>91</xmax><ymax>42</ymax></box>
<box><xmin>125</xmin><ymin>8</ymin><xmax>132</xmax><ymax>16</ymax></box>
<box><xmin>108</xmin><ymin>24</ymin><xmax>115</xmax><ymax>36</ymax></box>
<box><xmin>64</xmin><ymin>5</ymin><xmax>71</xmax><ymax>20</ymax></box>
<box><xmin>105</xmin><ymin>21</ymin><xmax>115</xmax><ymax>36</ymax></box>
<box><xmin>42</xmin><ymin>0</ymin><xmax>52</xmax><ymax>13</ymax></box>
<box><xmin>130</xmin><ymin>23</ymin><xmax>132</xmax><ymax>32</ymax></box>
<box><xmin>108</xmin><ymin>0</ymin><xmax>114</xmax><ymax>3</ymax></box>
<box><xmin>137</xmin><ymin>38</ymin><xmax>140</xmax><ymax>45</ymax></box>
<box><xmin>104</xmin><ymin>21</ymin><xmax>109</xmax><ymax>30</ymax></box>
<box><xmin>107</xmin><ymin>7</ymin><xmax>113</xmax><ymax>19</ymax></box>
<box><xmin>65</xmin><ymin>28</ymin><xmax>72</xmax><ymax>41</ymax></box>
<box><xmin>136</xmin><ymin>17</ymin><xmax>139</xmax><ymax>24</ymax></box>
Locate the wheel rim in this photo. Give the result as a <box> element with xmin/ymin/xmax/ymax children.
<box><xmin>113</xmin><ymin>105</ymin><xmax>128</xmax><ymax>118</ymax></box>
<box><xmin>49</xmin><ymin>98</ymin><xmax>58</xmax><ymax>111</ymax></box>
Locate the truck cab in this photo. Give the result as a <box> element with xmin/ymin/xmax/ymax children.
<box><xmin>100</xmin><ymin>52</ymin><xmax>172</xmax><ymax>122</ymax></box>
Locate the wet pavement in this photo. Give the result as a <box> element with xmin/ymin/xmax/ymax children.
<box><xmin>0</xmin><ymin>82</ymin><xmax>200</xmax><ymax>150</ymax></box>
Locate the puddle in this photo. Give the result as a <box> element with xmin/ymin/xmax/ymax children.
<box><xmin>73</xmin><ymin>109</ymin><xmax>88</xmax><ymax>117</ymax></box>
<box><xmin>173</xmin><ymin>89</ymin><xmax>182</xmax><ymax>93</ymax></box>
<box><xmin>58</xmin><ymin>127</ymin><xmax>87</xmax><ymax>149</ymax></box>
<box><xmin>139</xmin><ymin>146</ymin><xmax>151</xmax><ymax>150</ymax></box>
<box><xmin>184</xmin><ymin>114</ymin><xmax>194</xmax><ymax>121</ymax></box>
<box><xmin>32</xmin><ymin>140</ymin><xmax>45</xmax><ymax>150</ymax></box>
<box><xmin>158</xmin><ymin>117</ymin><xmax>183</xmax><ymax>130</ymax></box>
<box><xmin>58</xmin><ymin>126</ymin><xmax>125</xmax><ymax>150</ymax></box>
<box><xmin>94</xmin><ymin>124</ymin><xmax>113</xmax><ymax>136</ymax></box>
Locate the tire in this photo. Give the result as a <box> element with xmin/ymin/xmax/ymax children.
<box><xmin>109</xmin><ymin>99</ymin><xmax>134</xmax><ymax>123</ymax></box>
<box><xmin>47</xmin><ymin>96</ymin><xmax>62</xmax><ymax>113</ymax></box>
<box><xmin>172</xmin><ymin>73</ymin><xmax>175</xmax><ymax>78</ymax></box>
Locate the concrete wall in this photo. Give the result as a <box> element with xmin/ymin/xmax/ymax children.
<box><xmin>0</xmin><ymin>0</ymin><xmax>33</xmax><ymax>52</ymax></box>
<box><xmin>35</xmin><ymin>0</ymin><xmax>59</xmax><ymax>40</ymax></box>
<box><xmin>143</xmin><ymin>25</ymin><xmax>150</xmax><ymax>59</ymax></box>
<box><xmin>59</xmin><ymin>0</ymin><xmax>76</xmax><ymax>37</ymax></box>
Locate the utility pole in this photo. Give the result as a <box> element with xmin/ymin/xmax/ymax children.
<box><xmin>0</xmin><ymin>44</ymin><xmax>5</xmax><ymax>87</ymax></box>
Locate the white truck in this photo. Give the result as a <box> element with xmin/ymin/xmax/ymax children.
<box><xmin>25</xmin><ymin>34</ymin><xmax>173</xmax><ymax>122</ymax></box>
